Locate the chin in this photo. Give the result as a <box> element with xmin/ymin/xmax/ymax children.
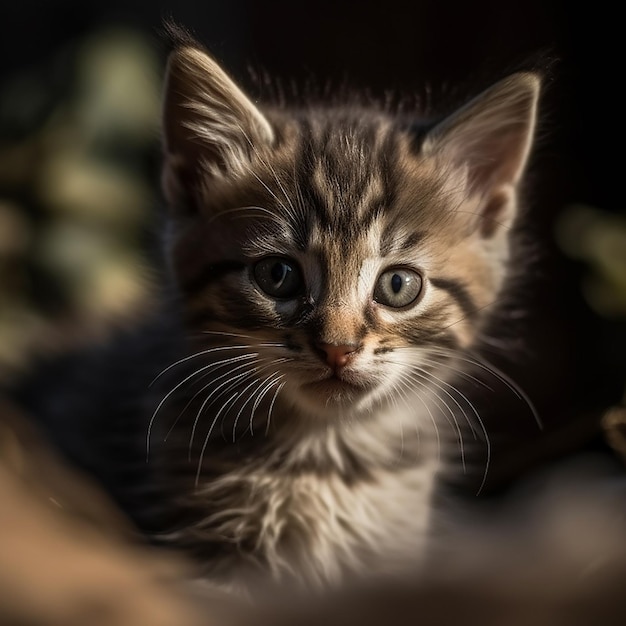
<box><xmin>292</xmin><ymin>376</ymin><xmax>380</xmax><ymax>419</ymax></box>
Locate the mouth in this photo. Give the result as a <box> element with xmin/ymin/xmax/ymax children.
<box><xmin>302</xmin><ymin>372</ymin><xmax>373</xmax><ymax>397</ymax></box>
<box><xmin>290</xmin><ymin>369</ymin><xmax>380</xmax><ymax>416</ymax></box>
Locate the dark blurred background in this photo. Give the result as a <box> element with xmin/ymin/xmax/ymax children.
<box><xmin>1</xmin><ymin>0</ymin><xmax>625</xmax><ymax>493</ymax></box>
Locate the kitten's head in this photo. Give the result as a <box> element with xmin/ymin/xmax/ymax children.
<box><xmin>160</xmin><ymin>38</ymin><xmax>539</xmax><ymax>420</ymax></box>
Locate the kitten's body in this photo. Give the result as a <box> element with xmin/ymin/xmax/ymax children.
<box><xmin>16</xmin><ymin>30</ymin><xmax>541</xmax><ymax>593</ymax></box>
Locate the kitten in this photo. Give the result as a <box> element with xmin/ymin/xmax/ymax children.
<box><xmin>144</xmin><ymin>27</ymin><xmax>540</xmax><ymax>592</ymax></box>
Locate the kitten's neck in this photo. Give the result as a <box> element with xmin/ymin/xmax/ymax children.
<box><xmin>272</xmin><ymin>402</ymin><xmax>429</xmax><ymax>476</ymax></box>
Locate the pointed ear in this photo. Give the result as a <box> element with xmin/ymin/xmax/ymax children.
<box><xmin>422</xmin><ymin>73</ymin><xmax>540</xmax><ymax>237</ymax></box>
<box><xmin>161</xmin><ymin>44</ymin><xmax>274</xmax><ymax>210</ymax></box>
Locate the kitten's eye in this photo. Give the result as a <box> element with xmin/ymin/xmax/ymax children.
<box><xmin>254</xmin><ymin>256</ymin><xmax>304</xmax><ymax>299</ymax></box>
<box><xmin>374</xmin><ymin>268</ymin><xmax>422</xmax><ymax>308</ymax></box>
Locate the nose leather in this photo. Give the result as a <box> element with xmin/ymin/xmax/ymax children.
<box><xmin>315</xmin><ymin>342</ymin><xmax>360</xmax><ymax>370</ymax></box>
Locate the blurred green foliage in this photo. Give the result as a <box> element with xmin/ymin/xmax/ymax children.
<box><xmin>556</xmin><ymin>205</ymin><xmax>626</xmax><ymax>319</ymax></box>
<box><xmin>0</xmin><ymin>28</ymin><xmax>162</xmax><ymax>378</ymax></box>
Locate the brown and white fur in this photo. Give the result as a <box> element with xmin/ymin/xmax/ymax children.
<box><xmin>148</xmin><ymin>29</ymin><xmax>540</xmax><ymax>592</ymax></box>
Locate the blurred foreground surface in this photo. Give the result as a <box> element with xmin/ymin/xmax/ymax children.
<box><xmin>0</xmin><ymin>397</ymin><xmax>209</xmax><ymax>626</ymax></box>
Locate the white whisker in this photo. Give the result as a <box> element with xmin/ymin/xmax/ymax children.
<box><xmin>391</xmin><ymin>370</ymin><xmax>441</xmax><ymax>462</ymax></box>
<box><xmin>149</xmin><ymin>344</ymin><xmax>253</xmax><ymax>387</ymax></box>
<box><xmin>413</xmin><ymin>364</ymin><xmax>479</xmax><ymax>440</ymax></box>
<box><xmin>424</xmin><ymin>357</ymin><xmax>495</xmax><ymax>394</ymax></box>
<box><xmin>164</xmin><ymin>354</ymin><xmax>264</xmax><ymax>444</ymax></box>
<box><xmin>188</xmin><ymin>358</ymin><xmax>268</xmax><ymax>457</ymax></box>
<box><xmin>249</xmin><ymin>372</ymin><xmax>284</xmax><ymax>436</ymax></box>
<box><xmin>265</xmin><ymin>379</ymin><xmax>286</xmax><ymax>436</ymax></box>
<box><xmin>429</xmin><ymin>346</ymin><xmax>542</xmax><ymax>429</ymax></box>
<box><xmin>146</xmin><ymin>353</ymin><xmax>256</xmax><ymax>460</ymax></box>
<box><xmin>231</xmin><ymin>358</ymin><xmax>291</xmax><ymax>442</ymax></box>
<box><xmin>195</xmin><ymin>392</ymin><xmax>240</xmax><ymax>486</ymax></box>
<box><xmin>405</xmin><ymin>369</ymin><xmax>467</xmax><ymax>473</ymax></box>
<box><xmin>468</xmin><ymin>350</ymin><xmax>542</xmax><ymax>430</ymax></box>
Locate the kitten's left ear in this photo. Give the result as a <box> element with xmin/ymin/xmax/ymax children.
<box><xmin>422</xmin><ymin>73</ymin><xmax>540</xmax><ymax>237</ymax></box>
<box><xmin>161</xmin><ymin>43</ymin><xmax>274</xmax><ymax>210</ymax></box>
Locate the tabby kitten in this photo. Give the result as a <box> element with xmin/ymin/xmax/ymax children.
<box><xmin>149</xmin><ymin>30</ymin><xmax>540</xmax><ymax>591</ymax></box>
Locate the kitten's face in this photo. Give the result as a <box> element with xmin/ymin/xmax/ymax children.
<box><xmin>161</xmin><ymin>44</ymin><xmax>539</xmax><ymax>420</ymax></box>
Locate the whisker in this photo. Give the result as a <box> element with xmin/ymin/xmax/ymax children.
<box><xmin>200</xmin><ymin>331</ymin><xmax>286</xmax><ymax>346</ymax></box>
<box><xmin>467</xmin><ymin>350</ymin><xmax>543</xmax><ymax>430</ymax></box>
<box><xmin>232</xmin><ymin>377</ymin><xmax>268</xmax><ymax>442</ymax></box>
<box><xmin>188</xmin><ymin>358</ymin><xmax>268</xmax><ymax>457</ymax></box>
<box><xmin>200</xmin><ymin>330</ymin><xmax>256</xmax><ymax>339</ymax></box>
<box><xmin>422</xmin><ymin>355</ymin><xmax>495</xmax><ymax>394</ymax></box>
<box><xmin>195</xmin><ymin>392</ymin><xmax>240</xmax><ymax>486</ymax></box>
<box><xmin>380</xmin><ymin>385</ymin><xmax>406</xmax><ymax>461</ymax></box>
<box><xmin>390</xmin><ymin>350</ymin><xmax>493</xmax><ymax>489</ymax></box>
<box><xmin>413</xmin><ymin>363</ymin><xmax>479</xmax><ymax>440</ymax></box>
<box><xmin>391</xmin><ymin>371</ymin><xmax>441</xmax><ymax>462</ymax></box>
<box><xmin>249</xmin><ymin>372</ymin><xmax>284</xmax><ymax>436</ymax></box>
<box><xmin>404</xmin><ymin>368</ymin><xmax>468</xmax><ymax>473</ymax></box>
<box><xmin>429</xmin><ymin>346</ymin><xmax>542</xmax><ymax>429</ymax></box>
<box><xmin>265</xmin><ymin>379</ymin><xmax>286</xmax><ymax>436</ymax></box>
<box><xmin>420</xmin><ymin>366</ymin><xmax>492</xmax><ymax>486</ymax></box>
<box><xmin>231</xmin><ymin>358</ymin><xmax>291</xmax><ymax>442</ymax></box>
<box><xmin>405</xmin><ymin>343</ymin><xmax>538</xmax><ymax>494</ymax></box>
<box><xmin>383</xmin><ymin>357</ymin><xmax>466</xmax><ymax>471</ymax></box>
<box><xmin>164</xmin><ymin>355</ymin><xmax>265</xmax><ymax>443</ymax></box>
<box><xmin>188</xmin><ymin>371</ymin><xmax>249</xmax><ymax>458</ymax></box>
<box><xmin>402</xmin><ymin>350</ymin><xmax>497</xmax><ymax>494</ymax></box>
<box><xmin>149</xmin><ymin>344</ymin><xmax>253</xmax><ymax>387</ymax></box>
<box><xmin>146</xmin><ymin>353</ymin><xmax>256</xmax><ymax>460</ymax></box>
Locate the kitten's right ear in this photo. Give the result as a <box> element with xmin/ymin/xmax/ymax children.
<box><xmin>161</xmin><ymin>42</ymin><xmax>274</xmax><ymax>210</ymax></box>
<box><xmin>421</xmin><ymin>72</ymin><xmax>540</xmax><ymax>238</ymax></box>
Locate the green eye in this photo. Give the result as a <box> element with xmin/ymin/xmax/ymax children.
<box><xmin>374</xmin><ymin>268</ymin><xmax>422</xmax><ymax>308</ymax></box>
<box><xmin>254</xmin><ymin>256</ymin><xmax>304</xmax><ymax>299</ymax></box>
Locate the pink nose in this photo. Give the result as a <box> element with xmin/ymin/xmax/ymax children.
<box><xmin>315</xmin><ymin>343</ymin><xmax>360</xmax><ymax>370</ymax></box>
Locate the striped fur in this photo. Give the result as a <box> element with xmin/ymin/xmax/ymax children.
<box><xmin>152</xmin><ymin>36</ymin><xmax>540</xmax><ymax>592</ymax></box>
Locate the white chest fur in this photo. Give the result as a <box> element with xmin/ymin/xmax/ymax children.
<box><xmin>185</xmin><ymin>414</ymin><xmax>440</xmax><ymax>590</ymax></box>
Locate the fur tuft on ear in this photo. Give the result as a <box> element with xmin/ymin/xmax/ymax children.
<box><xmin>423</xmin><ymin>72</ymin><xmax>540</xmax><ymax>238</ymax></box>
<box><xmin>161</xmin><ymin>35</ymin><xmax>274</xmax><ymax>211</ymax></box>
<box><xmin>159</xmin><ymin>19</ymin><xmax>201</xmax><ymax>52</ymax></box>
